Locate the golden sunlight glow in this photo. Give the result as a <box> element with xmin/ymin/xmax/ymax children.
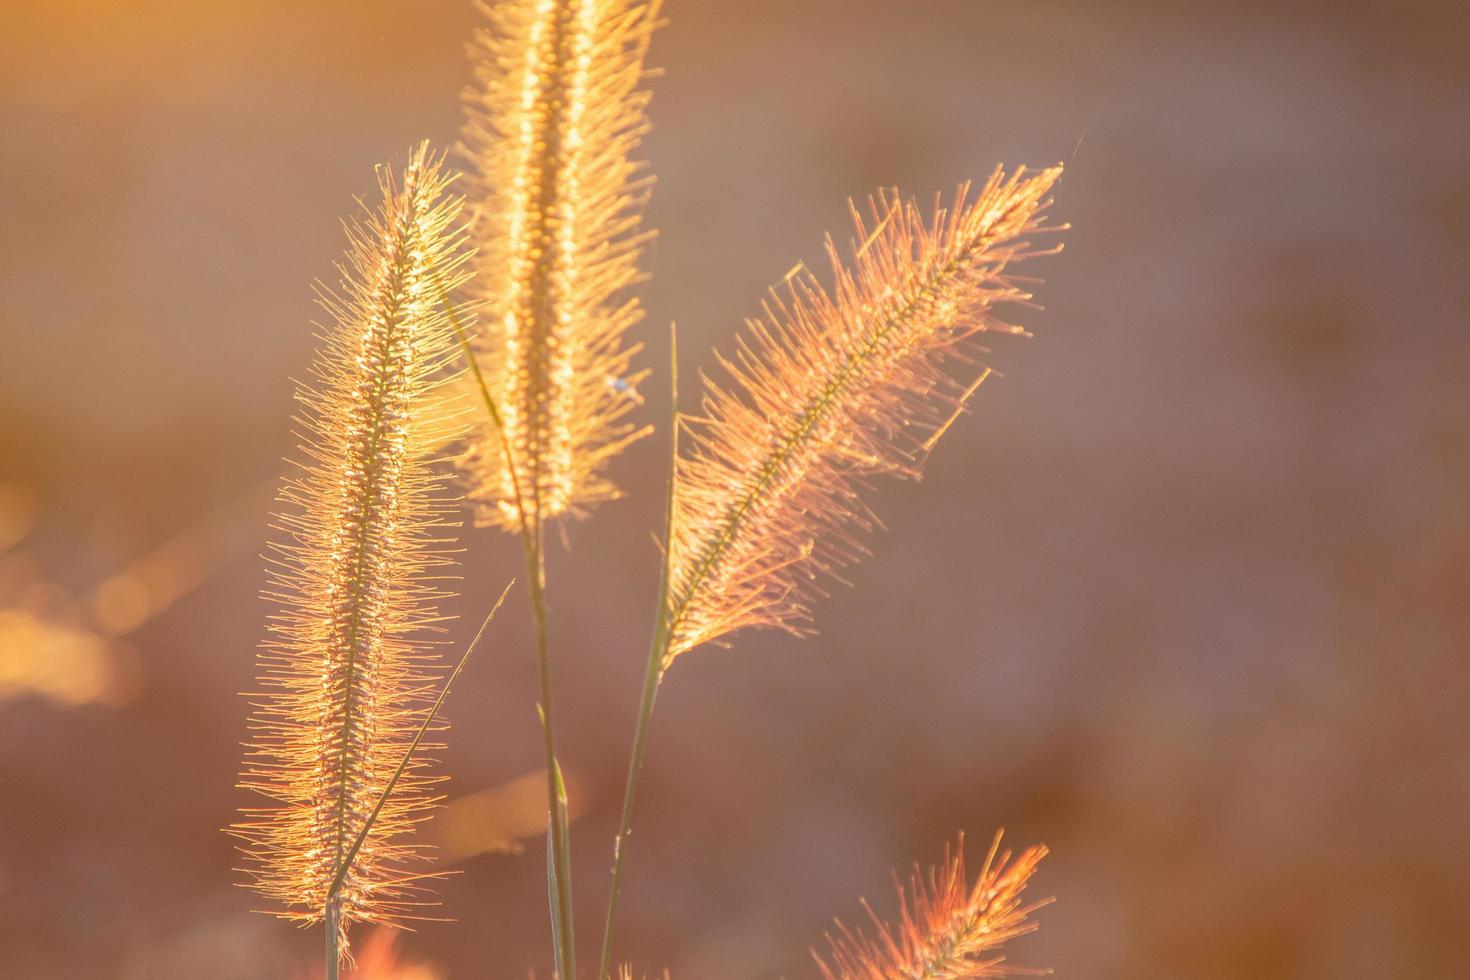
<box><xmin>306</xmin><ymin>926</ymin><xmax>445</xmax><ymax>980</ymax></box>
<box><xmin>429</xmin><ymin>768</ymin><xmax>588</xmax><ymax>862</ymax></box>
<box><xmin>72</xmin><ymin>478</ymin><xmax>273</xmax><ymax>637</ymax></box>
<box><xmin>0</xmin><ymin>609</ymin><xmax>139</xmax><ymax>708</ymax></box>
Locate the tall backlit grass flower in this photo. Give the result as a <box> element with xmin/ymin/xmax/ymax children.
<box><xmin>817</xmin><ymin>834</ymin><xmax>1050</xmax><ymax>980</ymax></box>
<box><xmin>459</xmin><ymin>0</ymin><xmax>661</xmax><ymax>530</ymax></box>
<box><xmin>457</xmin><ymin>5</ymin><xmax>663</xmax><ymax>972</ymax></box>
<box><xmin>664</xmin><ymin>166</ymin><xmax>1064</xmax><ymax>661</ymax></box>
<box><xmin>233</xmin><ymin>144</ymin><xmax>472</xmax><ymax>953</ymax></box>
<box><xmin>601</xmin><ymin>166</ymin><xmax>1064</xmax><ymax>977</ymax></box>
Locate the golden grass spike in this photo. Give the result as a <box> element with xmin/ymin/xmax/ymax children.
<box><xmin>459</xmin><ymin>0</ymin><xmax>661</xmax><ymax>530</ymax></box>
<box><xmin>816</xmin><ymin>833</ymin><xmax>1050</xmax><ymax>980</ymax></box>
<box><xmin>663</xmin><ymin>166</ymin><xmax>1064</xmax><ymax>661</ymax></box>
<box><xmin>231</xmin><ymin>143</ymin><xmax>472</xmax><ymax>951</ymax></box>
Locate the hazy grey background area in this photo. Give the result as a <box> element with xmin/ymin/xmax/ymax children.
<box><xmin>2</xmin><ymin>1</ymin><xmax>1468</xmax><ymax>977</ymax></box>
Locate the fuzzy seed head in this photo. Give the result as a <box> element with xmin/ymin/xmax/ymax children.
<box><xmin>232</xmin><ymin>143</ymin><xmax>472</xmax><ymax>950</ymax></box>
<box><xmin>458</xmin><ymin>0</ymin><xmax>661</xmax><ymax>530</ymax></box>
<box><xmin>664</xmin><ymin>166</ymin><xmax>1063</xmax><ymax>662</ymax></box>
<box><xmin>817</xmin><ymin>833</ymin><xmax>1050</xmax><ymax>980</ymax></box>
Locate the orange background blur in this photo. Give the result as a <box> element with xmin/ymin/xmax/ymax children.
<box><xmin>3</xmin><ymin>1</ymin><xmax>1469</xmax><ymax>977</ymax></box>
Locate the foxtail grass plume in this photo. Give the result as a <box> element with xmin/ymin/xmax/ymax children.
<box><xmin>233</xmin><ymin>143</ymin><xmax>472</xmax><ymax>950</ymax></box>
<box><xmin>817</xmin><ymin>833</ymin><xmax>1050</xmax><ymax>980</ymax></box>
<box><xmin>663</xmin><ymin>166</ymin><xmax>1063</xmax><ymax>661</ymax></box>
<box><xmin>458</xmin><ymin>0</ymin><xmax>662</xmax><ymax>530</ymax></box>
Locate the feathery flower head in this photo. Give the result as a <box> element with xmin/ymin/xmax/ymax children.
<box><xmin>664</xmin><ymin>165</ymin><xmax>1064</xmax><ymax>662</ymax></box>
<box><xmin>459</xmin><ymin>0</ymin><xmax>662</xmax><ymax>530</ymax></box>
<box><xmin>233</xmin><ymin>143</ymin><xmax>472</xmax><ymax>951</ymax></box>
<box><xmin>817</xmin><ymin>833</ymin><xmax>1050</xmax><ymax>980</ymax></box>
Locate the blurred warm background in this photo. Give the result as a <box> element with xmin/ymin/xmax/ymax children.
<box><xmin>3</xmin><ymin>1</ymin><xmax>1468</xmax><ymax>977</ymax></box>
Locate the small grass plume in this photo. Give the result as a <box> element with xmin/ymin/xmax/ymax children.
<box><xmin>816</xmin><ymin>833</ymin><xmax>1050</xmax><ymax>980</ymax></box>
<box><xmin>232</xmin><ymin>143</ymin><xmax>472</xmax><ymax>956</ymax></box>
<box><xmin>664</xmin><ymin>166</ymin><xmax>1064</xmax><ymax>661</ymax></box>
<box><xmin>458</xmin><ymin>0</ymin><xmax>661</xmax><ymax>530</ymax></box>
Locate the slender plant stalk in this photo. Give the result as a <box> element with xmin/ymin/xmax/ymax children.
<box><xmin>442</xmin><ymin>284</ymin><xmax>577</xmax><ymax>978</ymax></box>
<box><xmin>321</xmin><ymin>591</ymin><xmax>510</xmax><ymax>978</ymax></box>
<box><xmin>526</xmin><ymin>516</ymin><xmax>578</xmax><ymax>980</ymax></box>
<box><xmin>326</xmin><ymin>897</ymin><xmax>341</xmax><ymax>980</ymax></box>
<box><xmin>595</xmin><ymin>624</ymin><xmax>664</xmax><ymax>980</ymax></box>
<box><xmin>597</xmin><ymin>325</ymin><xmax>677</xmax><ymax>980</ymax></box>
<box><xmin>326</xmin><ymin>592</ymin><xmax>511</xmax><ymax>901</ymax></box>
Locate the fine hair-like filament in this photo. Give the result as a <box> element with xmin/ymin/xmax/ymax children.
<box><xmin>459</xmin><ymin>0</ymin><xmax>661</xmax><ymax>530</ymax></box>
<box><xmin>232</xmin><ymin>144</ymin><xmax>472</xmax><ymax>949</ymax></box>
<box><xmin>664</xmin><ymin>166</ymin><xmax>1063</xmax><ymax>661</ymax></box>
<box><xmin>817</xmin><ymin>833</ymin><xmax>1050</xmax><ymax>980</ymax></box>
